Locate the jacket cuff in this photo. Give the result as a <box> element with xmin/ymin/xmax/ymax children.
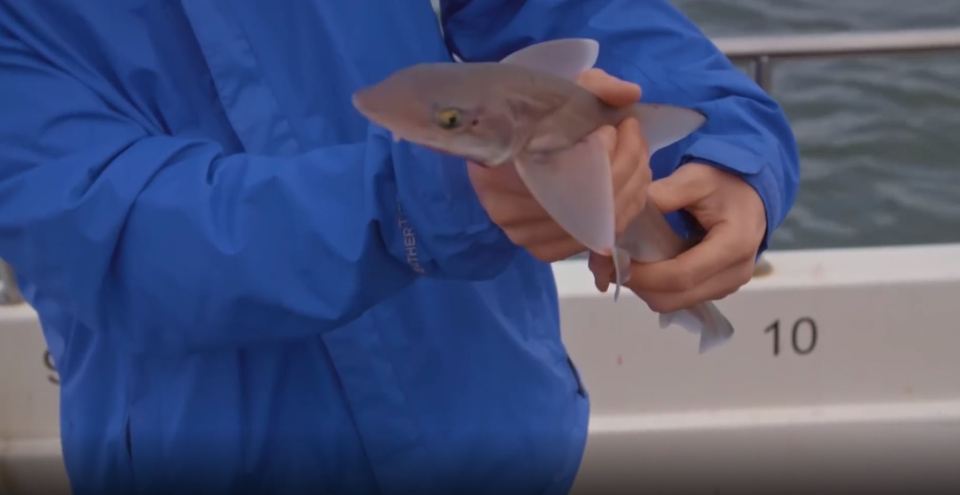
<box><xmin>370</xmin><ymin>125</ymin><xmax>517</xmax><ymax>279</ymax></box>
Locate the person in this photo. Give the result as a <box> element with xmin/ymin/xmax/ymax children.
<box><xmin>0</xmin><ymin>1</ymin><xmax>798</xmax><ymax>494</ymax></box>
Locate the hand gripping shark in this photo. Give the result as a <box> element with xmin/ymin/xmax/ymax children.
<box><xmin>353</xmin><ymin>39</ymin><xmax>734</xmax><ymax>353</ymax></box>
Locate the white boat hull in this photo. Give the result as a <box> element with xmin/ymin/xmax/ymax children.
<box><xmin>2</xmin><ymin>244</ymin><xmax>960</xmax><ymax>493</ymax></box>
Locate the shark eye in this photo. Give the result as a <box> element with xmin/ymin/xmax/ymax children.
<box><xmin>435</xmin><ymin>108</ymin><xmax>463</xmax><ymax>130</ymax></box>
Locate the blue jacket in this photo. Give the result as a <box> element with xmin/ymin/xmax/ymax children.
<box><xmin>0</xmin><ymin>1</ymin><xmax>799</xmax><ymax>494</ymax></box>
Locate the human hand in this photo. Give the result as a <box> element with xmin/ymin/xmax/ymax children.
<box><xmin>467</xmin><ymin>69</ymin><xmax>651</xmax><ymax>262</ymax></box>
<box><xmin>591</xmin><ymin>162</ymin><xmax>767</xmax><ymax>312</ymax></box>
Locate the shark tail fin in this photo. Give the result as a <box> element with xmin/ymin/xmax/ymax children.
<box><xmin>659</xmin><ymin>301</ymin><xmax>734</xmax><ymax>353</ymax></box>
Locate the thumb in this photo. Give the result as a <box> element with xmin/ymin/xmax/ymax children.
<box><xmin>577</xmin><ymin>69</ymin><xmax>642</xmax><ymax>107</ymax></box>
<box><xmin>647</xmin><ymin>163</ymin><xmax>715</xmax><ymax>214</ymax></box>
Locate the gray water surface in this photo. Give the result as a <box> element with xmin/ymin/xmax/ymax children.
<box><xmin>674</xmin><ymin>0</ymin><xmax>960</xmax><ymax>250</ymax></box>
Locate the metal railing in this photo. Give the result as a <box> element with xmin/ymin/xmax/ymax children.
<box><xmin>718</xmin><ymin>28</ymin><xmax>960</xmax><ymax>273</ymax></box>
<box><xmin>715</xmin><ymin>28</ymin><xmax>960</xmax><ymax>90</ymax></box>
<box><xmin>2</xmin><ymin>28</ymin><xmax>960</xmax><ymax>305</ymax></box>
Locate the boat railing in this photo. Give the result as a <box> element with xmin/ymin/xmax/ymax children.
<box><xmin>2</xmin><ymin>28</ymin><xmax>960</xmax><ymax>305</ymax></box>
<box><xmin>716</xmin><ymin>28</ymin><xmax>960</xmax><ymax>90</ymax></box>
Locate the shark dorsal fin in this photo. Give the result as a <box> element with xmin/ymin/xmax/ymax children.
<box><xmin>500</xmin><ymin>38</ymin><xmax>706</xmax><ymax>154</ymax></box>
<box><xmin>500</xmin><ymin>38</ymin><xmax>599</xmax><ymax>81</ymax></box>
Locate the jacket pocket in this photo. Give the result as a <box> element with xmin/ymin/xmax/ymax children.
<box><xmin>565</xmin><ymin>355</ymin><xmax>588</xmax><ymax>399</ymax></box>
<box><xmin>124</xmin><ymin>416</ymin><xmax>133</xmax><ymax>461</ymax></box>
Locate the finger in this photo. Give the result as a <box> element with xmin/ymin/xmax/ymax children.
<box><xmin>615</xmin><ymin>173</ymin><xmax>649</xmax><ymax>237</ymax></box>
<box><xmin>610</xmin><ymin>119</ymin><xmax>652</xmax><ymax>235</ymax></box>
<box><xmin>468</xmin><ymin>161</ymin><xmax>530</xmax><ymax>196</ymax></box>
<box><xmin>478</xmin><ymin>191</ymin><xmax>552</xmax><ymax>227</ymax></box>
<box><xmin>647</xmin><ymin>163</ymin><xmax>717</xmax><ymax>214</ymax></box>
<box><xmin>577</xmin><ymin>69</ymin><xmax>642</xmax><ymax>107</ymax></box>
<box><xmin>503</xmin><ymin>218</ymin><xmax>575</xmax><ymax>247</ymax></box>
<box><xmin>588</xmin><ymin>252</ymin><xmax>615</xmax><ymax>292</ymax></box>
<box><xmin>528</xmin><ymin>237</ymin><xmax>587</xmax><ymax>263</ymax></box>
<box><xmin>469</xmin><ymin>161</ymin><xmax>553</xmax><ymax>226</ymax></box>
<box><xmin>625</xmin><ymin>221</ymin><xmax>750</xmax><ymax>293</ymax></box>
<box><xmin>591</xmin><ymin>124</ymin><xmax>617</xmax><ymax>157</ymax></box>
<box><xmin>610</xmin><ymin>118</ymin><xmax>647</xmax><ymax>194</ymax></box>
<box><xmin>633</xmin><ymin>259</ymin><xmax>756</xmax><ymax>313</ymax></box>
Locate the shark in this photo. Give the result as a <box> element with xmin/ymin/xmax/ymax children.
<box><xmin>352</xmin><ymin>39</ymin><xmax>734</xmax><ymax>353</ymax></box>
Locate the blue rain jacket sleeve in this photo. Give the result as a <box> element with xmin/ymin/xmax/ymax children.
<box><xmin>440</xmin><ymin>0</ymin><xmax>801</xmax><ymax>251</ymax></box>
<box><xmin>0</xmin><ymin>30</ymin><xmax>515</xmax><ymax>355</ymax></box>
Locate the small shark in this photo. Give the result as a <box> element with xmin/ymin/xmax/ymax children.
<box><xmin>353</xmin><ymin>39</ymin><xmax>733</xmax><ymax>352</ymax></box>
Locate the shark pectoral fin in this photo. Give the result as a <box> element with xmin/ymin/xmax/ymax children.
<box><xmin>500</xmin><ymin>38</ymin><xmax>599</xmax><ymax>80</ymax></box>
<box><xmin>514</xmin><ymin>133</ymin><xmax>616</xmax><ymax>266</ymax></box>
<box><xmin>633</xmin><ymin>103</ymin><xmax>708</xmax><ymax>154</ymax></box>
